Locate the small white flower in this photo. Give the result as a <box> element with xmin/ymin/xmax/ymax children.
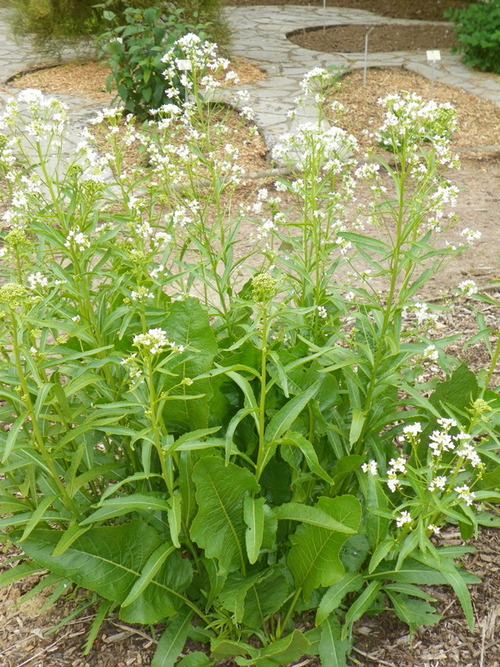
<box><xmin>403</xmin><ymin>422</ymin><xmax>422</xmax><ymax>438</ymax></box>
<box><xmin>460</xmin><ymin>228</ymin><xmax>481</xmax><ymax>244</ymax></box>
<box><xmin>427</xmin><ymin>524</ymin><xmax>441</xmax><ymax>535</ymax></box>
<box><xmin>454</xmin><ymin>484</ymin><xmax>475</xmax><ymax>506</ymax></box>
<box><xmin>387</xmin><ymin>476</ymin><xmax>401</xmax><ymax>493</ymax></box>
<box><xmin>428</xmin><ymin>475</ymin><xmax>447</xmax><ymax>491</ymax></box>
<box><xmin>423</xmin><ymin>344</ymin><xmax>439</xmax><ymax>361</ymax></box>
<box><xmin>27</xmin><ymin>272</ymin><xmax>49</xmax><ymax>290</ymax></box>
<box><xmin>437</xmin><ymin>417</ymin><xmax>457</xmax><ymax>430</ymax></box>
<box><xmin>429</xmin><ymin>429</ymin><xmax>455</xmax><ymax>455</ymax></box>
<box><xmin>458</xmin><ymin>279</ymin><xmax>477</xmax><ymax>297</ymax></box>
<box><xmin>396</xmin><ymin>510</ymin><xmax>412</xmax><ymax>528</ymax></box>
<box><xmin>362</xmin><ymin>460</ymin><xmax>378</xmax><ymax>475</ymax></box>
<box><xmin>317</xmin><ymin>305</ymin><xmax>328</xmax><ymax>319</ymax></box>
<box><xmin>388</xmin><ymin>456</ymin><xmax>407</xmax><ymax>474</ymax></box>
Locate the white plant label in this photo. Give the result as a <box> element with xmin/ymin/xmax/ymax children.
<box><xmin>426</xmin><ymin>50</ymin><xmax>441</xmax><ymax>61</ymax></box>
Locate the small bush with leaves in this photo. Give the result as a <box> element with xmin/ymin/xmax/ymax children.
<box><xmin>0</xmin><ymin>60</ymin><xmax>498</xmax><ymax>667</ymax></box>
<box><xmin>446</xmin><ymin>0</ymin><xmax>500</xmax><ymax>74</ymax></box>
<box><xmin>99</xmin><ymin>6</ymin><xmax>208</xmax><ymax>120</ymax></box>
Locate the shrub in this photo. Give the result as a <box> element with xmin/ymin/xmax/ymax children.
<box><xmin>446</xmin><ymin>0</ymin><xmax>500</xmax><ymax>74</ymax></box>
<box><xmin>0</xmin><ymin>64</ymin><xmax>498</xmax><ymax>667</ymax></box>
<box><xmin>8</xmin><ymin>0</ymin><xmax>228</xmax><ymax>58</ymax></box>
<box><xmin>98</xmin><ymin>6</ymin><xmax>208</xmax><ymax>120</ymax></box>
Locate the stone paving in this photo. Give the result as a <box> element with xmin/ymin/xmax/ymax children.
<box><xmin>0</xmin><ymin>4</ymin><xmax>498</xmax><ymax>157</ymax></box>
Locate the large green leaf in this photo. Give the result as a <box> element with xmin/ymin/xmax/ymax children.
<box><xmin>316</xmin><ymin>573</ymin><xmax>364</xmax><ymax>625</ymax></box>
<box><xmin>218</xmin><ymin>566</ymin><xmax>290</xmax><ymax>628</ymax></box>
<box><xmin>264</xmin><ymin>381</ymin><xmax>321</xmax><ymax>444</ymax></box>
<box><xmin>274</xmin><ymin>502</ymin><xmax>356</xmax><ymax>533</ymax></box>
<box><xmin>287</xmin><ymin>496</ymin><xmax>361</xmax><ymax>597</ymax></box>
<box><xmin>16</xmin><ymin>522</ymin><xmax>158</xmax><ymax>603</ymax></box>
<box><xmin>244</xmin><ymin>495</ymin><xmax>265</xmax><ymax>564</ymax></box>
<box><xmin>16</xmin><ymin>521</ymin><xmax>190</xmax><ymax>624</ymax></box>
<box><xmin>386</xmin><ymin>592</ymin><xmax>441</xmax><ymax>634</ymax></box>
<box><xmin>161</xmin><ymin>298</ymin><xmax>218</xmax><ymax>432</ymax></box>
<box><xmin>190</xmin><ymin>456</ymin><xmax>259</xmax><ymax>573</ymax></box>
<box><xmin>80</xmin><ymin>493</ymin><xmax>171</xmax><ymax>525</ymax></box>
<box><xmin>120</xmin><ymin>549</ymin><xmax>193</xmax><ymax>624</ymax></box>
<box><xmin>429</xmin><ymin>363</ymin><xmax>479</xmax><ymax>414</ymax></box>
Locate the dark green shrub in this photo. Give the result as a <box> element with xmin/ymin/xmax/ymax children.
<box><xmin>446</xmin><ymin>0</ymin><xmax>500</xmax><ymax>74</ymax></box>
<box><xmin>98</xmin><ymin>5</ymin><xmax>206</xmax><ymax>120</ymax></box>
<box><xmin>8</xmin><ymin>0</ymin><xmax>228</xmax><ymax>57</ymax></box>
<box><xmin>9</xmin><ymin>0</ymin><xmax>104</xmax><ymax>56</ymax></box>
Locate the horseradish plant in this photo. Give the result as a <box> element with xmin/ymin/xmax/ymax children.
<box><xmin>0</xmin><ymin>53</ymin><xmax>498</xmax><ymax>667</ymax></box>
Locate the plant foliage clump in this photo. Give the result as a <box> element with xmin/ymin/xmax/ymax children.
<box><xmin>0</xmin><ymin>59</ymin><xmax>498</xmax><ymax>667</ymax></box>
<box><xmin>446</xmin><ymin>0</ymin><xmax>500</xmax><ymax>74</ymax></box>
<box><xmin>8</xmin><ymin>0</ymin><xmax>228</xmax><ymax>57</ymax></box>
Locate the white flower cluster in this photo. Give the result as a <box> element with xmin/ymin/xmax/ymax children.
<box><xmin>387</xmin><ymin>455</ymin><xmax>407</xmax><ymax>492</ymax></box>
<box><xmin>0</xmin><ymin>89</ymin><xmax>69</xmax><ymax>143</ymax></box>
<box><xmin>130</xmin><ymin>287</ymin><xmax>154</xmax><ymax>302</ymax></box>
<box><xmin>402</xmin><ymin>301</ymin><xmax>438</xmax><ymax>328</ymax></box>
<box><xmin>27</xmin><ymin>272</ymin><xmax>49</xmax><ymax>290</ymax></box>
<box><xmin>457</xmin><ymin>279</ymin><xmax>478</xmax><ymax>297</ymax></box>
<box><xmin>64</xmin><ymin>229</ymin><xmax>90</xmax><ymax>253</ymax></box>
<box><xmin>376</xmin><ymin>92</ymin><xmax>457</xmax><ymax>162</ymax></box>
<box><xmin>460</xmin><ymin>227</ymin><xmax>482</xmax><ymax>244</ymax></box>
<box><xmin>272</xmin><ymin>123</ymin><xmax>358</xmax><ymax>174</ymax></box>
<box><xmin>133</xmin><ymin>328</ymin><xmax>185</xmax><ymax>355</ymax></box>
<box><xmin>161</xmin><ymin>33</ymin><xmax>235</xmax><ymax>100</ymax></box>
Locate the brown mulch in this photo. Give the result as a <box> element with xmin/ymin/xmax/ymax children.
<box><xmin>9</xmin><ymin>56</ymin><xmax>266</xmax><ymax>102</ymax></box>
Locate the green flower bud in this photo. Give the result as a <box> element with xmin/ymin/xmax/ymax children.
<box><xmin>251</xmin><ymin>273</ymin><xmax>277</xmax><ymax>303</ymax></box>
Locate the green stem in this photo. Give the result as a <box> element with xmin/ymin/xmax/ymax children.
<box><xmin>145</xmin><ymin>357</ymin><xmax>174</xmax><ymax>496</ymax></box>
<box><xmin>10</xmin><ymin>311</ymin><xmax>78</xmax><ymax>517</ymax></box>
<box><xmin>482</xmin><ymin>333</ymin><xmax>500</xmax><ymax>394</ymax></box>
<box><xmin>256</xmin><ymin>306</ymin><xmax>269</xmax><ymax>481</ymax></box>
<box><xmin>276</xmin><ymin>587</ymin><xmax>302</xmax><ymax>639</ymax></box>
<box><xmin>356</xmin><ymin>164</ymin><xmax>409</xmax><ymax>454</ymax></box>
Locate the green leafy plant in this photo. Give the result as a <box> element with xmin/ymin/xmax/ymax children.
<box><xmin>0</xmin><ymin>60</ymin><xmax>498</xmax><ymax>667</ymax></box>
<box><xmin>446</xmin><ymin>0</ymin><xmax>500</xmax><ymax>74</ymax></box>
<box><xmin>7</xmin><ymin>0</ymin><xmax>227</xmax><ymax>58</ymax></box>
<box><xmin>98</xmin><ymin>6</ymin><xmax>209</xmax><ymax>120</ymax></box>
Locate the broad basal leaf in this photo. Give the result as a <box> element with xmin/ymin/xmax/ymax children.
<box><xmin>218</xmin><ymin>566</ymin><xmax>290</xmax><ymax>628</ymax></box>
<box><xmin>190</xmin><ymin>456</ymin><xmax>259</xmax><ymax>573</ymax></box>
<box><xmin>386</xmin><ymin>592</ymin><xmax>442</xmax><ymax>634</ymax></box>
<box><xmin>161</xmin><ymin>298</ymin><xmax>218</xmax><ymax>432</ymax></box>
<box><xmin>16</xmin><ymin>521</ymin><xmax>159</xmax><ymax>603</ymax></box>
<box><xmin>316</xmin><ymin>572</ymin><xmax>364</xmax><ymax>625</ymax></box>
<box><xmin>16</xmin><ymin>521</ymin><xmax>191</xmax><ymax>624</ymax></box>
<box><xmin>287</xmin><ymin>496</ymin><xmax>361</xmax><ymax>597</ymax></box>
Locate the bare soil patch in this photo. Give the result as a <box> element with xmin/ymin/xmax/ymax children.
<box><xmin>289</xmin><ymin>23</ymin><xmax>457</xmax><ymax>54</ymax></box>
